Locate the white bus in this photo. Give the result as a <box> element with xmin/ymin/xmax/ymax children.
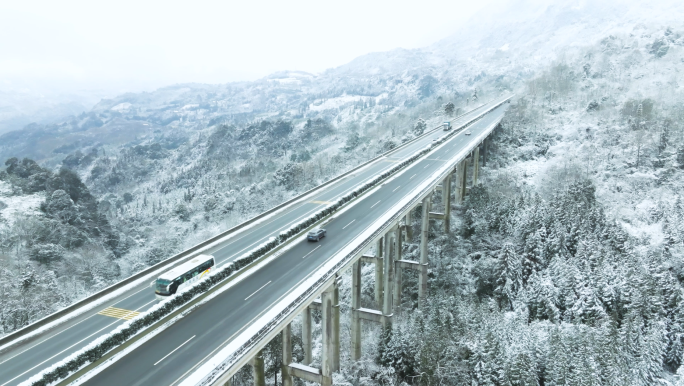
<box><xmin>153</xmin><ymin>254</ymin><xmax>215</xmax><ymax>300</ymax></box>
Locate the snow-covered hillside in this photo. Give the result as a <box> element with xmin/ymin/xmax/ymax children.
<box><xmin>2</xmin><ymin>2</ymin><xmax>684</xmax><ymax>384</ymax></box>
<box><xmin>0</xmin><ymin>180</ymin><xmax>44</xmax><ymax>228</ymax></box>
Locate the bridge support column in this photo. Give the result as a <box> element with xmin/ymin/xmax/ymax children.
<box><xmin>332</xmin><ymin>278</ymin><xmax>340</xmax><ymax>372</ymax></box>
<box><xmin>473</xmin><ymin>147</ymin><xmax>480</xmax><ymax>185</ymax></box>
<box><xmin>354</xmin><ymin>250</ymin><xmax>389</xmax><ymax>362</ymax></box>
<box><xmin>321</xmin><ymin>282</ymin><xmax>339</xmax><ymax>386</ymax></box>
<box><xmin>289</xmin><ymin>282</ymin><xmax>339</xmax><ymax>386</ymax></box>
<box><xmin>395</xmin><ymin>226</ymin><xmax>402</xmax><ymax>261</ymax></box>
<box><xmin>351</xmin><ymin>261</ymin><xmax>362</xmax><ymax>361</ymax></box>
<box><xmin>375</xmin><ymin>238</ymin><xmax>383</xmax><ymax>306</ymax></box>
<box><xmin>482</xmin><ymin>138</ymin><xmax>488</xmax><ymax>167</ymax></box>
<box><xmin>460</xmin><ymin>159</ymin><xmax>468</xmax><ymax>202</ymax></box>
<box><xmin>405</xmin><ymin>210</ymin><xmax>413</xmax><ymax>241</ymax></box>
<box><xmin>252</xmin><ymin>350</ymin><xmax>266</xmax><ymax>386</ymax></box>
<box><xmin>302</xmin><ymin>307</ymin><xmax>312</xmax><ymax>365</ymax></box>
<box><xmin>419</xmin><ymin>194</ymin><xmax>431</xmax><ymax>307</ymax></box>
<box><xmin>393</xmin><ymin>226</ymin><xmax>403</xmax><ymax>315</ymax></box>
<box><xmin>282</xmin><ymin>324</ymin><xmax>293</xmax><ymax>386</ymax></box>
<box><xmin>454</xmin><ymin>163</ymin><xmax>461</xmax><ymax>204</ymax></box>
<box><xmin>382</xmin><ymin>228</ymin><xmax>395</xmax><ymax>327</ymax></box>
<box><xmin>443</xmin><ymin>175</ymin><xmax>452</xmax><ymax>233</ymax></box>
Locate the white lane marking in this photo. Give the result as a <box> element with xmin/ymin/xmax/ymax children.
<box><xmin>153</xmin><ymin>335</ymin><xmax>196</xmax><ymax>366</ymax></box>
<box><xmin>302</xmin><ymin>246</ymin><xmax>321</xmax><ymax>259</ymax></box>
<box><xmin>245</xmin><ymin>281</ymin><xmax>272</xmax><ymax>301</ymax></box>
<box><xmin>0</xmin><ymin>298</ymin><xmax>157</xmax><ymax>386</ymax></box>
<box><xmin>213</xmin><ymin>186</ymin><xmax>355</xmax><ymax>267</ymax></box>
<box><xmin>424</xmin><ymin>164</ymin><xmax>430</xmax><ymax>169</ymax></box>
<box><xmin>3</xmin><ymin>167</ymin><xmax>342</xmax><ymax>362</ymax></box>
<box><xmin>0</xmin><ymin>161</ymin><xmax>358</xmax><ymax>364</ymax></box>
<box><xmin>169</xmin><ymin>216</ymin><xmax>371</xmax><ymax>386</ymax></box>
<box><xmin>217</xmin><ymin>203</ymin><xmax>328</xmax><ymax>265</ymax></box>
<box><xmin>209</xmin><ymin>146</ymin><xmax>397</xmax><ymax>264</ymax></box>
<box><xmin>392</xmin><ymin>186</ymin><xmax>400</xmax><ymax>192</ymax></box>
<box><xmin>135</xmin><ymin>299</ymin><xmax>159</xmax><ymax>310</ymax></box>
<box><xmin>370</xmin><ymin>200</ymin><xmax>381</xmax><ymax>209</ymax></box>
<box><xmin>166</xmin><ymin>105</ymin><xmax>502</xmax><ymax>386</ymax></box>
<box><xmin>214</xmin><ymin>121</ymin><xmax>456</xmax><ymax>265</ymax></box>
<box><xmin>0</xmin><ymin>285</ymin><xmax>151</xmax><ymax>367</ymax></box>
<box><xmin>410</xmin><ymin>174</ymin><xmax>417</xmax><ymax>179</ymax></box>
<box><xmin>216</xmin><ymin>151</ymin><xmax>412</xmax><ymax>265</ymax></box>
<box><xmin>342</xmin><ymin>219</ymin><xmax>356</xmax><ymax>229</ymax></box>
<box><xmin>6</xmin><ymin>108</ymin><xmax>494</xmax><ymax>384</ymax></box>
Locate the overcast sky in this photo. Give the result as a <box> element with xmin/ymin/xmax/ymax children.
<box><xmin>0</xmin><ymin>0</ymin><xmax>493</xmax><ymax>96</ymax></box>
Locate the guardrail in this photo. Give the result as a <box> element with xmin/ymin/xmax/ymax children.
<box><xmin>24</xmin><ymin>96</ymin><xmax>511</xmax><ymax>386</ymax></box>
<box><xmin>0</xmin><ymin>98</ymin><xmax>500</xmax><ymax>350</ymax></box>
<box><xmin>195</xmin><ymin>95</ymin><xmax>512</xmax><ymax>386</ymax></box>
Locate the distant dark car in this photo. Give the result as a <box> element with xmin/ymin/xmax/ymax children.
<box><xmin>307</xmin><ymin>228</ymin><xmax>326</xmax><ymax>241</ymax></box>
<box><xmin>465</xmin><ymin>131</ymin><xmax>472</xmax><ymax>135</ymax></box>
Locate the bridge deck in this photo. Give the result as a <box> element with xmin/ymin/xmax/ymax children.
<box><xmin>77</xmin><ymin>104</ymin><xmax>508</xmax><ymax>386</ymax></box>
<box><xmin>0</xmin><ymin>99</ymin><xmax>508</xmax><ymax>386</ymax></box>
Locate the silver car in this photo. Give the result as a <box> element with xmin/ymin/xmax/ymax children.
<box><xmin>307</xmin><ymin>228</ymin><xmax>326</xmax><ymax>241</ymax></box>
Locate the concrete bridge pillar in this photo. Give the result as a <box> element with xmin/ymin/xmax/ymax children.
<box><xmin>395</xmin><ymin>226</ymin><xmax>402</xmax><ymax>261</ymax></box>
<box><xmin>443</xmin><ymin>175</ymin><xmax>452</xmax><ymax>233</ymax></box>
<box><xmin>282</xmin><ymin>324</ymin><xmax>293</xmax><ymax>386</ymax></box>
<box><xmin>419</xmin><ymin>194</ymin><xmax>432</xmax><ymax>306</ymax></box>
<box><xmin>321</xmin><ymin>283</ymin><xmax>338</xmax><ymax>386</ymax></box>
<box><xmin>252</xmin><ymin>350</ymin><xmax>266</xmax><ymax>386</ymax></box>
<box><xmin>454</xmin><ymin>163</ymin><xmax>461</xmax><ymax>204</ymax></box>
<box><xmin>287</xmin><ymin>282</ymin><xmax>339</xmax><ymax>386</ymax></box>
<box><xmin>353</xmin><ymin>246</ymin><xmax>392</xmax><ymax>362</ymax></box>
<box><xmin>332</xmin><ymin>279</ymin><xmax>340</xmax><ymax>372</ymax></box>
<box><xmin>473</xmin><ymin>147</ymin><xmax>480</xmax><ymax>186</ymax></box>
<box><xmin>459</xmin><ymin>159</ymin><xmax>468</xmax><ymax>202</ymax></box>
<box><xmin>375</xmin><ymin>238</ymin><xmax>383</xmax><ymax>306</ymax></box>
<box><xmin>393</xmin><ymin>226</ymin><xmax>403</xmax><ymax>315</ymax></box>
<box><xmin>382</xmin><ymin>228</ymin><xmax>395</xmax><ymax>328</ymax></box>
<box><xmin>351</xmin><ymin>261</ymin><xmax>362</xmax><ymax>361</ymax></box>
<box><xmin>302</xmin><ymin>307</ymin><xmax>312</xmax><ymax>365</ymax></box>
<box><xmin>405</xmin><ymin>211</ymin><xmax>413</xmax><ymax>241</ymax></box>
<box><xmin>482</xmin><ymin>138</ymin><xmax>488</xmax><ymax>167</ymax></box>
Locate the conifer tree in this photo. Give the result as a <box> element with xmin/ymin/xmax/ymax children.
<box><xmin>381</xmin><ymin>324</ymin><xmax>417</xmax><ymax>382</ymax></box>
<box><xmin>496</xmin><ymin>243</ymin><xmax>523</xmax><ymax>309</ymax></box>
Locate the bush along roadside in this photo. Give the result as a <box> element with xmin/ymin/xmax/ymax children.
<box><xmin>27</xmin><ymin>120</ymin><xmax>469</xmax><ymax>386</ymax></box>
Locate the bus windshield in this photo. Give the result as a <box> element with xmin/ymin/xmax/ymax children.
<box><xmin>155</xmin><ymin>279</ymin><xmax>172</xmax><ymax>293</ymax></box>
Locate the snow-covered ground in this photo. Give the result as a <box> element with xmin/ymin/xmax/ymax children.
<box><xmin>308</xmin><ymin>94</ymin><xmax>368</xmax><ymax>112</ymax></box>
<box><xmin>0</xmin><ymin>180</ymin><xmax>44</xmax><ymax>228</ymax></box>
<box><xmin>4</xmin><ymin>1</ymin><xmax>684</xmax><ymax>384</ymax></box>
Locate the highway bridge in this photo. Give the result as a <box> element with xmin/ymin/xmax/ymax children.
<box><xmin>0</xmin><ymin>96</ymin><xmax>511</xmax><ymax>386</ymax></box>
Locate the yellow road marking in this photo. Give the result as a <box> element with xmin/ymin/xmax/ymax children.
<box><xmin>310</xmin><ymin>200</ymin><xmax>332</xmax><ymax>204</ymax></box>
<box><xmin>97</xmin><ymin>307</ymin><xmax>141</xmax><ymax>320</ymax></box>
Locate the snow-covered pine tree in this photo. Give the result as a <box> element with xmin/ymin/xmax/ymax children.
<box><xmin>496</xmin><ymin>243</ymin><xmax>523</xmax><ymax>310</ymax></box>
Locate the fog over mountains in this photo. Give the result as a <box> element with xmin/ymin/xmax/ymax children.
<box><xmin>4</xmin><ymin>0</ymin><xmax>683</xmax><ymax>145</ymax></box>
